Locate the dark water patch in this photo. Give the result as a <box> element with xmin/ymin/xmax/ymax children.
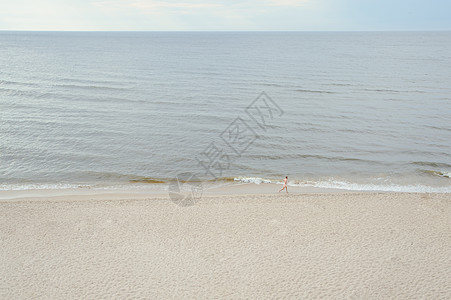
<box><xmin>53</xmin><ymin>83</ymin><xmax>131</xmax><ymax>92</ymax></box>
<box><xmin>412</xmin><ymin>161</ymin><xmax>451</xmax><ymax>169</ymax></box>
<box><xmin>422</xmin><ymin>170</ymin><xmax>451</xmax><ymax>178</ymax></box>
<box><xmin>295</xmin><ymin>89</ymin><xmax>336</xmax><ymax>94</ymax></box>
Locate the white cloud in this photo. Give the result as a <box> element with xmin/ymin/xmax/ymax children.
<box><xmin>0</xmin><ymin>0</ymin><xmax>96</xmax><ymax>30</ymax></box>
<box><xmin>0</xmin><ymin>0</ymin><xmax>326</xmax><ymax>30</ymax></box>
<box><xmin>265</xmin><ymin>0</ymin><xmax>310</xmax><ymax>6</ymax></box>
<box><xmin>91</xmin><ymin>0</ymin><xmax>312</xmax><ymax>14</ymax></box>
<box><xmin>91</xmin><ymin>0</ymin><xmax>224</xmax><ymax>13</ymax></box>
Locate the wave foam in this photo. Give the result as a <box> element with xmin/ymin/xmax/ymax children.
<box><xmin>233</xmin><ymin>177</ymin><xmax>451</xmax><ymax>193</ymax></box>
<box><xmin>234</xmin><ymin>177</ymin><xmax>273</xmax><ymax>184</ymax></box>
<box><xmin>0</xmin><ymin>183</ymin><xmax>85</xmax><ymax>191</ymax></box>
<box><xmin>310</xmin><ymin>180</ymin><xmax>451</xmax><ymax>193</ymax></box>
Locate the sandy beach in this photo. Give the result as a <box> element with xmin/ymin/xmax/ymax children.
<box><xmin>1</xmin><ymin>189</ymin><xmax>450</xmax><ymax>299</ymax></box>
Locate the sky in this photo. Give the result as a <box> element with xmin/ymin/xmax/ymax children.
<box><xmin>0</xmin><ymin>0</ymin><xmax>450</xmax><ymax>31</ymax></box>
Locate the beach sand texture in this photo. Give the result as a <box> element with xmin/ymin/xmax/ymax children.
<box><xmin>1</xmin><ymin>192</ymin><xmax>450</xmax><ymax>298</ymax></box>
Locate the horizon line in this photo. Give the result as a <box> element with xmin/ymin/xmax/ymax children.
<box><xmin>1</xmin><ymin>29</ymin><xmax>451</xmax><ymax>33</ymax></box>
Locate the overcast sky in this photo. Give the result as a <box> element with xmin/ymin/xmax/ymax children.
<box><xmin>0</xmin><ymin>0</ymin><xmax>450</xmax><ymax>31</ymax></box>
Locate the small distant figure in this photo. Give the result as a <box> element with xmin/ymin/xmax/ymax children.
<box><xmin>279</xmin><ymin>176</ymin><xmax>288</xmax><ymax>193</ymax></box>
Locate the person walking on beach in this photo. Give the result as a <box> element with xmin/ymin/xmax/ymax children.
<box><xmin>279</xmin><ymin>176</ymin><xmax>288</xmax><ymax>193</ymax></box>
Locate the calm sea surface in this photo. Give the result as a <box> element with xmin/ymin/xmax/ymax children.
<box><xmin>0</xmin><ymin>31</ymin><xmax>450</xmax><ymax>192</ymax></box>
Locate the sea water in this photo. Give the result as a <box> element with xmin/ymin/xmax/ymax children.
<box><xmin>1</xmin><ymin>31</ymin><xmax>450</xmax><ymax>192</ymax></box>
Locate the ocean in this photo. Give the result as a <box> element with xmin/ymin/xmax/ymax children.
<box><xmin>0</xmin><ymin>31</ymin><xmax>450</xmax><ymax>192</ymax></box>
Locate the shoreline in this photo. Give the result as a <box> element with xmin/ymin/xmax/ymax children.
<box><xmin>0</xmin><ymin>183</ymin><xmax>421</xmax><ymax>202</ymax></box>
<box><xmin>1</xmin><ymin>175</ymin><xmax>450</xmax><ymax>197</ymax></box>
<box><xmin>0</xmin><ymin>183</ymin><xmax>451</xmax><ymax>201</ymax></box>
